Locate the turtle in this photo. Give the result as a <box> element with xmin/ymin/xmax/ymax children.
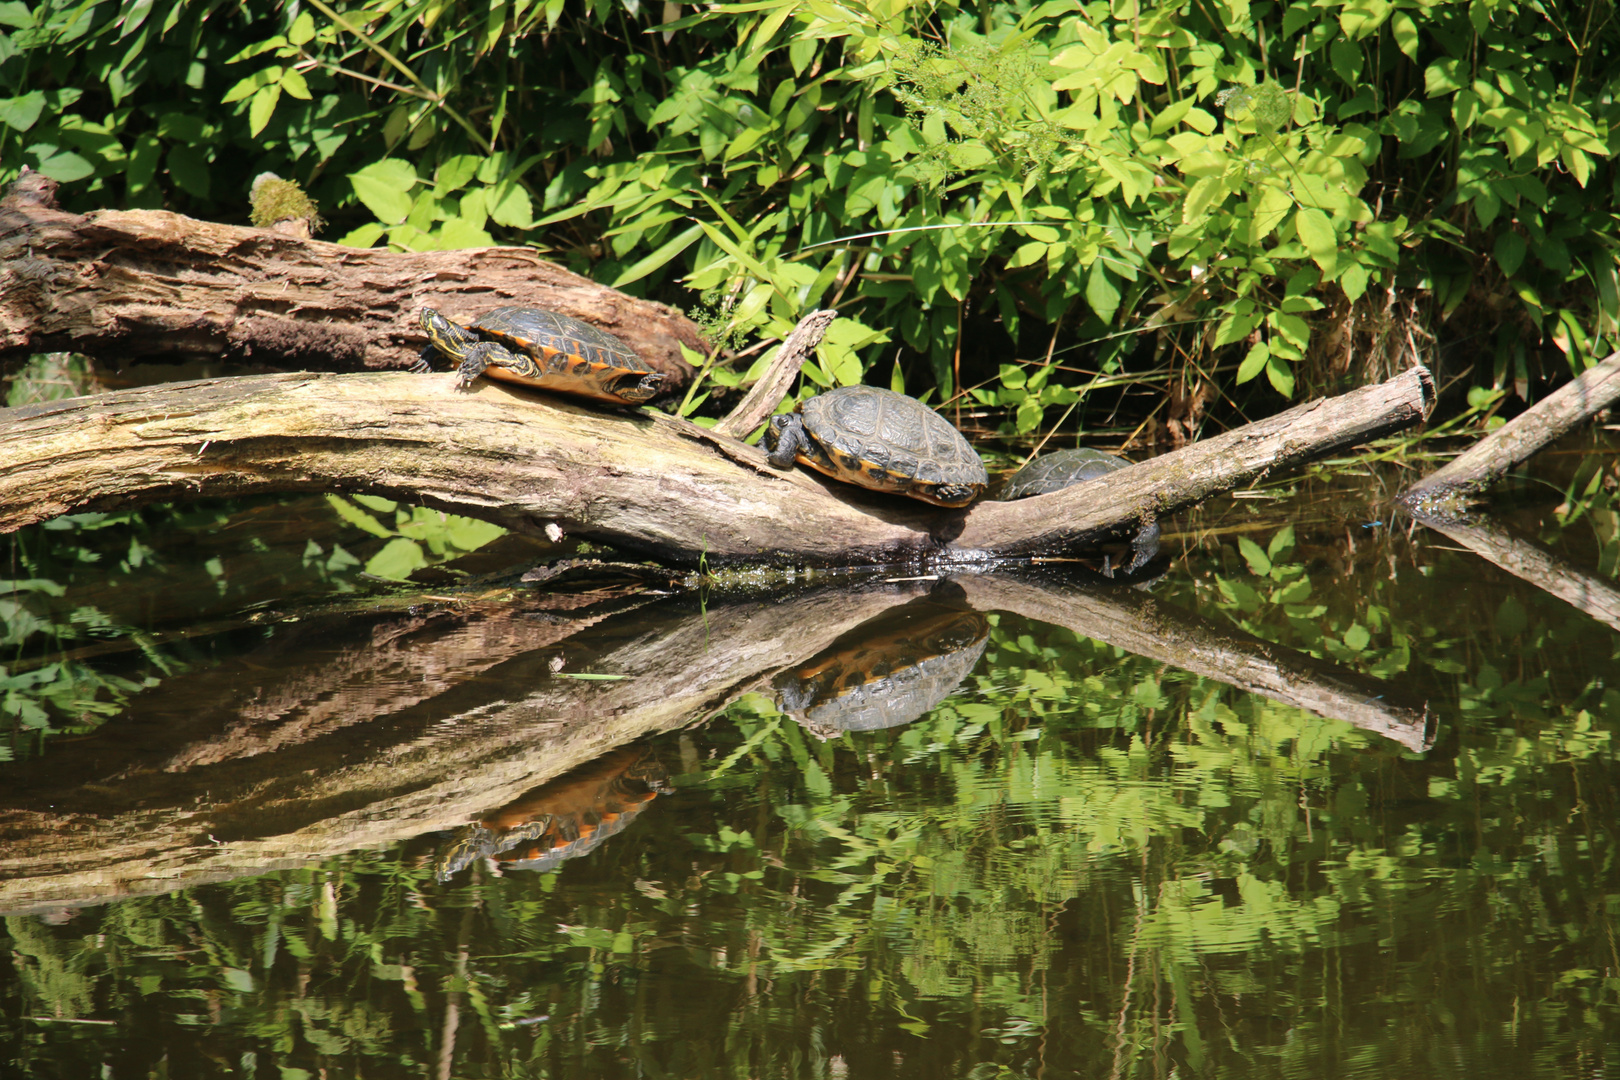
<box><xmin>764</xmin><ymin>386</ymin><xmax>988</xmax><ymax>507</ymax></box>
<box><xmin>417</xmin><ymin>305</ymin><xmax>670</xmax><ymax>406</ymax></box>
<box><xmin>774</xmin><ymin>587</ymin><xmax>990</xmax><ymax>740</ymax></box>
<box><xmin>999</xmin><ymin>446</ymin><xmax>1160</xmax><ymax>574</ymax></box>
<box><xmin>433</xmin><ymin>746</ymin><xmax>671</xmax><ymax>882</ymax></box>
<box><xmin>998</xmin><ymin>446</ymin><xmax>1132</xmax><ymax>499</ymax></box>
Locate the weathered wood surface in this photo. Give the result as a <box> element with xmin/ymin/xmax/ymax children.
<box><xmin>0</xmin><ymin>196</ymin><xmax>704</xmax><ymax>381</ymax></box>
<box><xmin>1402</xmin><ymin>348</ymin><xmax>1620</xmax><ymax>508</ymax></box>
<box><xmin>0</xmin><ymin>365</ymin><xmax>1434</xmax><ymax>566</ymax></box>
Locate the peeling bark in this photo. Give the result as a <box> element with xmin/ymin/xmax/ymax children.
<box><xmin>0</xmin><ymin>197</ymin><xmax>705</xmax><ymax>382</ymax></box>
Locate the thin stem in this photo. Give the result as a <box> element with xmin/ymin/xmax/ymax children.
<box><xmin>303</xmin><ymin>0</ymin><xmax>494</xmax><ymax>156</ymax></box>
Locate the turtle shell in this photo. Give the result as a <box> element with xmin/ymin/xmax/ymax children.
<box><xmin>774</xmin><ymin>591</ymin><xmax>989</xmax><ymax>739</ymax></box>
<box><xmin>777</xmin><ymin>386</ymin><xmax>988</xmax><ymax>507</ymax></box>
<box><xmin>998</xmin><ymin>447</ymin><xmax>1161</xmax><ymax>575</ymax></box>
<box><xmin>999</xmin><ymin>447</ymin><xmax>1132</xmax><ymax>499</ymax></box>
<box><xmin>424</xmin><ymin>305</ymin><xmax>668</xmax><ymax>405</ymax></box>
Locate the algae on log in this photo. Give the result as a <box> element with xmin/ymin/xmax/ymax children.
<box><xmin>0</xmin><ymin>366</ymin><xmax>1434</xmax><ymax>565</ymax></box>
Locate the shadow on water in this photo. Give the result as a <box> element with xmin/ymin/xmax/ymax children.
<box><xmin>4</xmin><ymin>448</ymin><xmax>1620</xmax><ymax>1078</ymax></box>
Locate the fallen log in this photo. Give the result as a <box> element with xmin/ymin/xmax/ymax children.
<box><xmin>0</xmin><ymin>175</ymin><xmax>704</xmax><ymax>382</ymax></box>
<box><xmin>1402</xmin><ymin>348</ymin><xmax>1620</xmax><ymax>509</ymax></box>
<box><xmin>0</xmin><ymin>365</ymin><xmax>1434</xmax><ymax>566</ymax></box>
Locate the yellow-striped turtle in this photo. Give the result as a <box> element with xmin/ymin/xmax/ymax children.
<box><xmin>433</xmin><ymin>746</ymin><xmax>671</xmax><ymax>882</ymax></box>
<box><xmin>764</xmin><ymin>386</ymin><xmax>988</xmax><ymax>507</ymax></box>
<box><xmin>417</xmin><ymin>305</ymin><xmax>669</xmax><ymax>405</ymax></box>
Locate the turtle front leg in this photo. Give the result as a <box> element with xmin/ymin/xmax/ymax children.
<box><xmin>456</xmin><ymin>340</ymin><xmax>516</xmax><ymax>388</ymax></box>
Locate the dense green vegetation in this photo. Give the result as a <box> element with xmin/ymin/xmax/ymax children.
<box><xmin>3</xmin><ymin>0</ymin><xmax>1615</xmax><ymax>432</ymax></box>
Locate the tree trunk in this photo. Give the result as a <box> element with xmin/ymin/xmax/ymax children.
<box><xmin>0</xmin><ymin>197</ymin><xmax>705</xmax><ymax>382</ymax></box>
<box><xmin>0</xmin><ymin>365</ymin><xmax>1434</xmax><ymax>565</ymax></box>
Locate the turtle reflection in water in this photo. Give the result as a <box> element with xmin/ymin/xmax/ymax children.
<box><xmin>774</xmin><ymin>586</ymin><xmax>990</xmax><ymax>740</ymax></box>
<box><xmin>434</xmin><ymin>745</ymin><xmax>671</xmax><ymax>882</ymax></box>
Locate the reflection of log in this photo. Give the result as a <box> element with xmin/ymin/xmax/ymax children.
<box><xmin>1403</xmin><ymin>349</ymin><xmax>1620</xmax><ymax>507</ymax></box>
<box><xmin>0</xmin><ymin>195</ymin><xmax>703</xmax><ymax>381</ymax></box>
<box><xmin>0</xmin><ymin>582</ymin><xmax>927</xmax><ymax>914</ymax></box>
<box><xmin>0</xmin><ymin>366</ymin><xmax>1434</xmax><ymax>566</ymax></box>
<box><xmin>956</xmin><ymin>575</ymin><xmax>1435</xmax><ymax>753</ymax></box>
<box><xmin>1407</xmin><ymin>508</ymin><xmax>1620</xmax><ymax>632</ymax></box>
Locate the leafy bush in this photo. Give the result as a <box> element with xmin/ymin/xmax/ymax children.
<box><xmin>2</xmin><ymin>0</ymin><xmax>1614</xmax><ymax>434</ymax></box>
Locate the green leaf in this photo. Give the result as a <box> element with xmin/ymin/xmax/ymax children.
<box><xmin>1294</xmin><ymin>208</ymin><xmax>1337</xmax><ymax>273</ymax></box>
<box><xmin>349</xmin><ymin>159</ymin><xmax>418</xmax><ymax>225</ymax></box>
<box><xmin>248</xmin><ymin>84</ymin><xmax>280</xmax><ymax>136</ymax></box>
<box><xmin>1086</xmin><ymin>262</ymin><xmax>1121</xmax><ymax>323</ymax></box>
<box><xmin>1237</xmin><ymin>341</ymin><xmax>1269</xmax><ymax>384</ymax></box>
<box><xmin>1266</xmin><ymin>350</ymin><xmax>1295</xmax><ymax>397</ymax></box>
<box><xmin>364</xmin><ymin>538</ymin><xmax>427</xmax><ymax>581</ymax></box>
<box><xmin>486</xmin><ymin>180</ymin><xmax>534</xmax><ymax>229</ymax></box>
<box><xmin>280</xmin><ymin>68</ymin><xmax>311</xmax><ymax>100</ymax></box>
<box><xmin>1340</xmin><ymin>261</ymin><xmax>1370</xmax><ymax>302</ymax></box>
<box><xmin>1215</xmin><ymin>302</ymin><xmax>1263</xmax><ymax>348</ymax></box>
<box><xmin>0</xmin><ymin>90</ymin><xmax>44</xmax><ymax>131</ymax></box>
<box><xmin>288</xmin><ymin>11</ymin><xmax>316</xmax><ymax>45</ymax></box>
<box><xmin>1494</xmin><ymin>230</ymin><xmax>1526</xmax><ymax>277</ymax></box>
<box><xmin>611</xmin><ymin>222</ymin><xmax>702</xmax><ymax>287</ymax></box>
<box><xmin>1238</xmin><ymin>536</ymin><xmax>1272</xmax><ymax>576</ymax></box>
<box><xmin>165</xmin><ymin>144</ymin><xmax>210</xmax><ymax>197</ymax></box>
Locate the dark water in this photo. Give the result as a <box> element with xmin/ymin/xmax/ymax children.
<box><xmin>4</xmin><ymin>443</ymin><xmax>1620</xmax><ymax>1079</ymax></box>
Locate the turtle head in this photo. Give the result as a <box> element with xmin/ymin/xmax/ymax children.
<box><xmin>764</xmin><ymin>414</ymin><xmax>806</xmax><ymax>469</ymax></box>
<box><xmin>920</xmin><ymin>482</ymin><xmax>982</xmax><ymax>508</ymax></box>
<box><xmin>419</xmin><ymin>307</ymin><xmax>472</xmax><ymax>363</ymax></box>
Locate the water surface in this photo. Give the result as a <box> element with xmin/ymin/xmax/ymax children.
<box><xmin>3</xmin><ymin>445</ymin><xmax>1619</xmax><ymax>1079</ymax></box>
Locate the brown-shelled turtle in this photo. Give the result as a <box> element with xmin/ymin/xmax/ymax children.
<box><xmin>764</xmin><ymin>386</ymin><xmax>988</xmax><ymax>507</ymax></box>
<box><xmin>774</xmin><ymin>587</ymin><xmax>990</xmax><ymax>740</ymax></box>
<box><xmin>433</xmin><ymin>746</ymin><xmax>671</xmax><ymax>882</ymax></box>
<box><xmin>1000</xmin><ymin>446</ymin><xmax>1160</xmax><ymax>574</ymax></box>
<box><xmin>417</xmin><ymin>305</ymin><xmax>670</xmax><ymax>405</ymax></box>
